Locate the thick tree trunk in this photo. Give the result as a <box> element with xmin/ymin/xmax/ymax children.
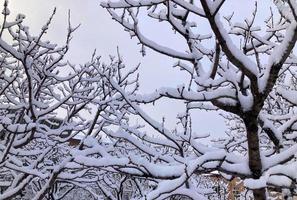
<box><xmin>243</xmin><ymin>113</ymin><xmax>266</xmax><ymax>200</ymax></box>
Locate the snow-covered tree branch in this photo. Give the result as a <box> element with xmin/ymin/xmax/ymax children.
<box><xmin>0</xmin><ymin>3</ymin><xmax>141</xmax><ymax>199</ymax></box>
<box><xmin>2</xmin><ymin>0</ymin><xmax>297</xmax><ymax>199</ymax></box>
<box><xmin>100</xmin><ymin>0</ymin><xmax>297</xmax><ymax>199</ymax></box>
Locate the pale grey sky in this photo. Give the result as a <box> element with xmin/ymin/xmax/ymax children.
<box><xmin>8</xmin><ymin>0</ymin><xmax>270</xmax><ymax>139</ymax></box>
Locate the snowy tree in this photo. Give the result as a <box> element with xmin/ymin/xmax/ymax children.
<box><xmin>100</xmin><ymin>0</ymin><xmax>297</xmax><ymax>199</ymax></box>
<box><xmin>0</xmin><ymin>2</ymin><xmax>141</xmax><ymax>199</ymax></box>
<box><xmin>2</xmin><ymin>0</ymin><xmax>297</xmax><ymax>199</ymax></box>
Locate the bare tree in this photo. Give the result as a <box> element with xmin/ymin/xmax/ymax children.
<box><xmin>99</xmin><ymin>0</ymin><xmax>297</xmax><ymax>199</ymax></box>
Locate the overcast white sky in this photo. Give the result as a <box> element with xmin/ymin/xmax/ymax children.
<box><xmin>7</xmin><ymin>0</ymin><xmax>270</xmax><ymax>139</ymax></box>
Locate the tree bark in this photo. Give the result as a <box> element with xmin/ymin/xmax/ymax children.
<box><xmin>243</xmin><ymin>113</ymin><xmax>266</xmax><ymax>200</ymax></box>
